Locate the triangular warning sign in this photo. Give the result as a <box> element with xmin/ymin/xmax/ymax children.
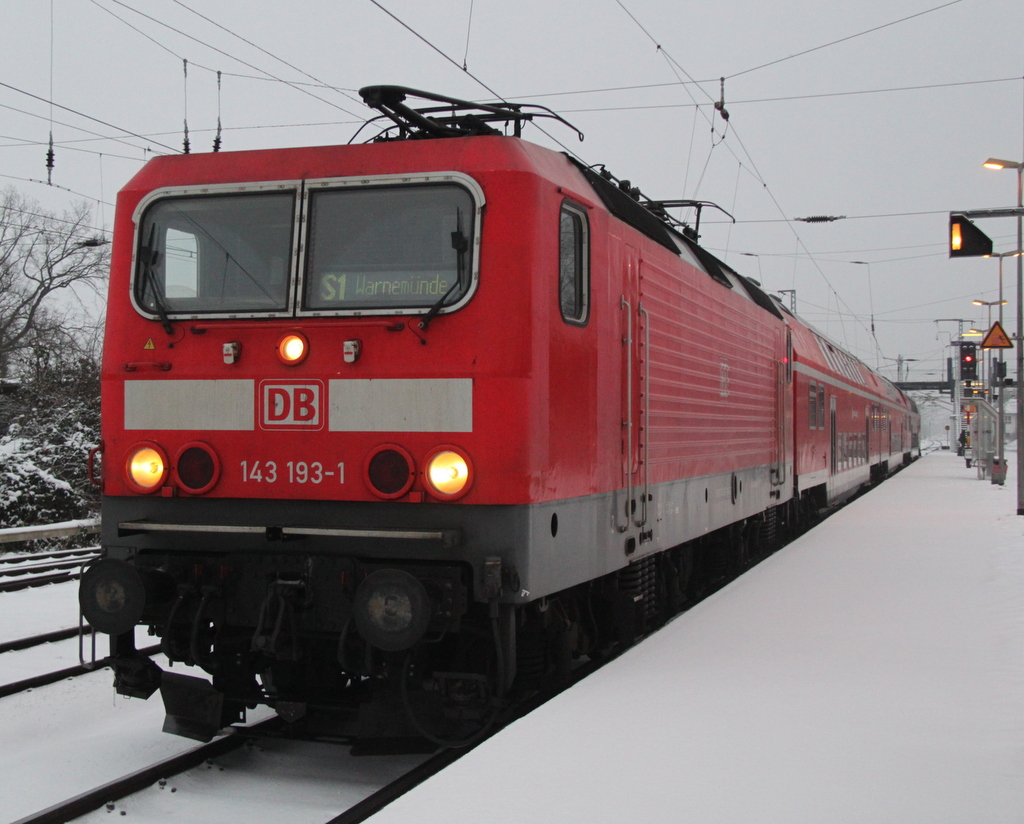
<box><xmin>981</xmin><ymin>321</ymin><xmax>1013</xmax><ymax>349</ymax></box>
<box><xmin>143</xmin><ymin>338</ymin><xmax>156</xmax><ymax>350</ymax></box>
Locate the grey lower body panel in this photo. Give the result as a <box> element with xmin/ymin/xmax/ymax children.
<box><xmin>101</xmin><ymin>462</ymin><xmax>789</xmax><ymax>605</ymax></box>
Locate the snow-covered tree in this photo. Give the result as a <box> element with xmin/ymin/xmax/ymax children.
<box><xmin>0</xmin><ymin>187</ymin><xmax>108</xmax><ymax>379</ymax></box>
<box><xmin>0</xmin><ymin>188</ymin><xmax>106</xmax><ymax>532</ymax></box>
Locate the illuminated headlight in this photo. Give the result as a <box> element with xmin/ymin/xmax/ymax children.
<box><xmin>424</xmin><ymin>447</ymin><xmax>473</xmax><ymax>500</ymax></box>
<box><xmin>125</xmin><ymin>442</ymin><xmax>168</xmax><ymax>493</ymax></box>
<box><xmin>277</xmin><ymin>331</ymin><xmax>308</xmax><ymax>365</ymax></box>
<box><xmin>352</xmin><ymin>569</ymin><xmax>431</xmax><ymax>652</ymax></box>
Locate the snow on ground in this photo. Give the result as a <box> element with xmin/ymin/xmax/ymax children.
<box><xmin>0</xmin><ymin>582</ymin><xmax>425</xmax><ymax>823</ymax></box>
<box><xmin>368</xmin><ymin>451</ymin><xmax>1024</xmax><ymax>824</ymax></box>
<box><xmin>74</xmin><ymin>738</ymin><xmax>426</xmax><ymax>824</ymax></box>
<box><xmin>0</xmin><ymin>659</ymin><xmax>208</xmax><ymax>823</ymax></box>
<box><xmin>0</xmin><ymin>635</ymin><xmax>89</xmax><ymax>685</ymax></box>
<box><xmin>3</xmin><ymin>452</ymin><xmax>1022</xmax><ymax>823</ymax></box>
<box><xmin>0</xmin><ymin>580</ymin><xmax>81</xmax><ymax>643</ymax></box>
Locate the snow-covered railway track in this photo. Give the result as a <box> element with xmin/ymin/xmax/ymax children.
<box><xmin>0</xmin><ymin>556</ymin><xmax>100</xmax><ymax>593</ymax></box>
<box><xmin>0</xmin><ymin>626</ymin><xmax>83</xmax><ymax>654</ymax></box>
<box><xmin>10</xmin><ymin>718</ymin><xmax>444</xmax><ymax>824</ymax></box>
<box><xmin>0</xmin><ymin>548</ymin><xmax>100</xmax><ymax>565</ymax></box>
<box><xmin>0</xmin><ymin>643</ymin><xmax>161</xmax><ymax>700</ymax></box>
<box><xmin>11</xmin><ymin>720</ymin><xmax>280</xmax><ymax>824</ymax></box>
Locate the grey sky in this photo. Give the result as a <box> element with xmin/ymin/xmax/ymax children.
<box><xmin>2</xmin><ymin>0</ymin><xmax>1021</xmax><ymax>381</ymax></box>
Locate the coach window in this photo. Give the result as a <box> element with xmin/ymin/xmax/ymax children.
<box><xmin>817</xmin><ymin>386</ymin><xmax>826</xmax><ymax>429</ymax></box>
<box><xmin>559</xmin><ymin>202</ymin><xmax>589</xmax><ymax>325</ymax></box>
<box><xmin>809</xmin><ymin>382</ymin><xmax>818</xmax><ymax>429</ymax></box>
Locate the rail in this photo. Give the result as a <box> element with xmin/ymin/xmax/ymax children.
<box><xmin>0</xmin><ymin>519</ymin><xmax>100</xmax><ymax>545</ymax></box>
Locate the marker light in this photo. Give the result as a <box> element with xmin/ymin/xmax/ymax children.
<box><xmin>424</xmin><ymin>448</ymin><xmax>473</xmax><ymax>499</ymax></box>
<box><xmin>126</xmin><ymin>442</ymin><xmax>168</xmax><ymax>492</ymax></box>
<box><xmin>277</xmin><ymin>332</ymin><xmax>308</xmax><ymax>365</ymax></box>
<box><xmin>173</xmin><ymin>442</ymin><xmax>220</xmax><ymax>494</ymax></box>
<box><xmin>365</xmin><ymin>445</ymin><xmax>415</xmax><ymax>499</ymax></box>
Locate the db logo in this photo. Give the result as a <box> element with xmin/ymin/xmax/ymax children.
<box><xmin>259</xmin><ymin>381</ymin><xmax>324</xmax><ymax>430</ymax></box>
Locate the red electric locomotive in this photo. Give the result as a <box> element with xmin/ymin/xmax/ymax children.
<box><xmin>80</xmin><ymin>87</ymin><xmax>919</xmax><ymax>744</ymax></box>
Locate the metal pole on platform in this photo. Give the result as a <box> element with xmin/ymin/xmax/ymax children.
<box><xmin>983</xmin><ymin>159</ymin><xmax>1024</xmax><ymax>508</ymax></box>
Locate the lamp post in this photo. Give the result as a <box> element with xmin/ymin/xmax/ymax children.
<box><xmin>984</xmin><ymin>158</ymin><xmax>1024</xmax><ymax>511</ymax></box>
<box><xmin>850</xmin><ymin>261</ymin><xmax>879</xmax><ymax>367</ymax></box>
<box><xmin>986</xmin><ymin>254</ymin><xmax>1023</xmax><ymax>479</ymax></box>
<box><xmin>971</xmin><ymin>298</ymin><xmax>1006</xmax><ymax>329</ymax></box>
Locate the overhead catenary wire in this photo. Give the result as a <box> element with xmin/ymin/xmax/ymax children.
<box><xmin>89</xmin><ymin>0</ymin><xmax>364</xmax><ymax>119</ymax></box>
<box><xmin>366</xmin><ymin>0</ymin><xmax>507</xmax><ymax>104</ymax></box>
<box><xmin>611</xmin><ymin>0</ymin><xmax>882</xmax><ymax>360</ymax></box>
<box><xmin>166</xmin><ymin>0</ymin><xmax>366</xmax><ymax>111</ymax></box>
<box><xmin>0</xmin><ymin>171</ymin><xmax>114</xmax><ymax>209</ymax></box>
<box><xmin>0</xmin><ymin>80</ymin><xmax>178</xmax><ymax>155</ymax></box>
<box><xmin>726</xmin><ymin>0</ymin><xmax>967</xmax><ymax>79</ymax></box>
<box><xmin>548</xmin><ymin>76</ymin><xmax>1024</xmax><ymax>115</ymax></box>
<box><xmin>364</xmin><ymin>0</ymin><xmax>586</xmax><ymax>161</ymax></box>
<box><xmin>0</xmin><ymin>0</ymin><xmax>1000</xmax><ymax>369</ymax></box>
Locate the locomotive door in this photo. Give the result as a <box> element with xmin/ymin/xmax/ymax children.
<box><xmin>618</xmin><ymin>247</ymin><xmax>651</xmax><ymax>536</ymax></box>
<box><xmin>771</xmin><ymin>328</ymin><xmax>791</xmax><ymax>488</ymax></box>
<box><xmin>618</xmin><ymin>245</ymin><xmax>645</xmax><ymax>535</ymax></box>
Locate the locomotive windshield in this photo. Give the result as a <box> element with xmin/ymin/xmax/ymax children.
<box><xmin>301</xmin><ymin>183</ymin><xmax>474</xmax><ymax>312</ymax></box>
<box><xmin>133</xmin><ymin>179</ymin><xmax>480</xmax><ymax>320</ymax></box>
<box><xmin>135</xmin><ymin>192</ymin><xmax>296</xmax><ymax>316</ymax></box>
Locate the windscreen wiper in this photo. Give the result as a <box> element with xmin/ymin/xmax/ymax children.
<box><xmin>419</xmin><ymin>212</ymin><xmax>467</xmax><ymax>332</ymax></box>
<box><xmin>140</xmin><ymin>223</ymin><xmax>174</xmax><ymax>335</ymax></box>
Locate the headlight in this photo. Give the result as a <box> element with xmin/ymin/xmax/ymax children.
<box><xmin>352</xmin><ymin>569</ymin><xmax>431</xmax><ymax>651</ymax></box>
<box><xmin>424</xmin><ymin>447</ymin><xmax>473</xmax><ymax>500</ymax></box>
<box><xmin>277</xmin><ymin>331</ymin><xmax>309</xmax><ymax>365</ymax></box>
<box><xmin>125</xmin><ymin>442</ymin><xmax>168</xmax><ymax>493</ymax></box>
<box><xmin>79</xmin><ymin>558</ymin><xmax>146</xmax><ymax>635</ymax></box>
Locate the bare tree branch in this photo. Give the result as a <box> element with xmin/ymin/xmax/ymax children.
<box><xmin>0</xmin><ymin>187</ymin><xmax>109</xmax><ymax>378</ymax></box>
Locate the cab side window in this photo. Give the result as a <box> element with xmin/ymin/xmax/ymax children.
<box><xmin>559</xmin><ymin>202</ymin><xmax>589</xmax><ymax>325</ymax></box>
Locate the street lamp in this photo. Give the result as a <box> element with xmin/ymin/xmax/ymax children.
<box><xmin>972</xmin><ymin>299</ymin><xmax>1008</xmax><ymax>327</ymax></box>
<box><xmin>984</xmin><ymin>157</ymin><xmax>1024</xmax><ymax>511</ymax></box>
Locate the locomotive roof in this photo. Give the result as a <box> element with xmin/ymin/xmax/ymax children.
<box><xmin>121</xmin><ymin>86</ymin><xmax>785</xmax><ymax>327</ymax></box>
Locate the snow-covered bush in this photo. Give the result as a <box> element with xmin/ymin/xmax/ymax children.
<box><xmin>0</xmin><ymin>357</ymin><xmax>100</xmax><ymax>530</ymax></box>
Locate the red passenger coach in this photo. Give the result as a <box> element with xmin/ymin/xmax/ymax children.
<box><xmin>80</xmin><ymin>87</ymin><xmax>919</xmax><ymax>745</ymax></box>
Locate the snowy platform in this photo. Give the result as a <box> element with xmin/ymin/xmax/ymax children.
<box><xmin>369</xmin><ymin>451</ymin><xmax>1024</xmax><ymax>823</ymax></box>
